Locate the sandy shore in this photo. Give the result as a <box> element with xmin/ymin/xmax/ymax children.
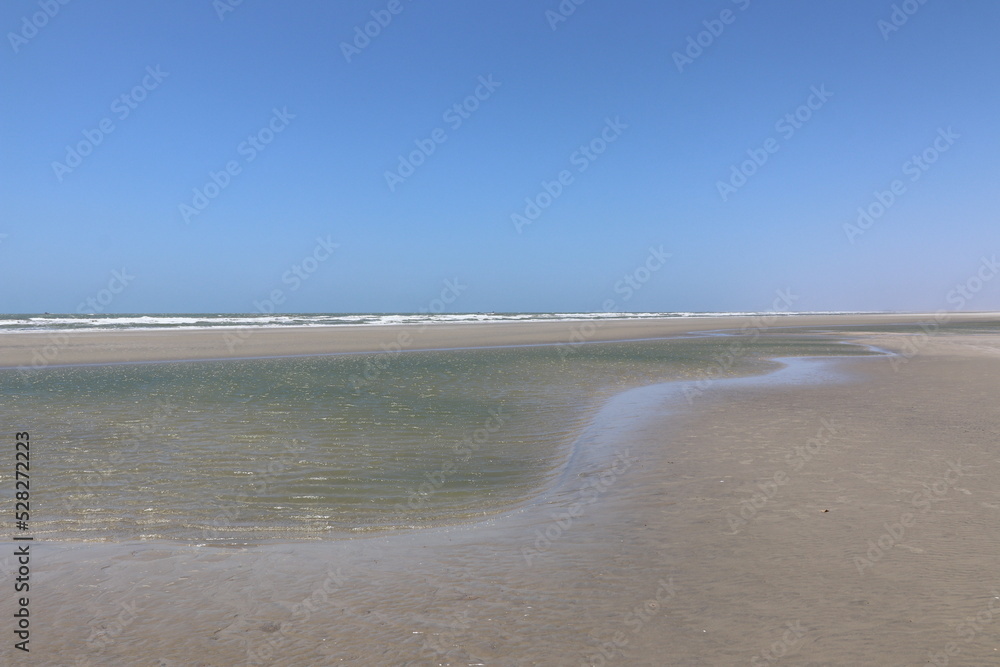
<box><xmin>3</xmin><ymin>316</ymin><xmax>1000</xmax><ymax>664</ymax></box>
<box><xmin>2</xmin><ymin>312</ymin><xmax>999</xmax><ymax>368</ymax></box>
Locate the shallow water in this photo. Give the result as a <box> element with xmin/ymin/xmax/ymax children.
<box><xmin>0</xmin><ymin>336</ymin><xmax>869</xmax><ymax>543</ymax></box>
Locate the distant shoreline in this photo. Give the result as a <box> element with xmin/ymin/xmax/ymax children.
<box><xmin>0</xmin><ymin>310</ymin><xmax>893</xmax><ymax>335</ymax></box>
<box><xmin>2</xmin><ymin>312</ymin><xmax>998</xmax><ymax>369</ymax></box>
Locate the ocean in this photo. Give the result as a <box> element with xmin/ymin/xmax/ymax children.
<box><xmin>0</xmin><ymin>318</ymin><xmax>870</xmax><ymax>544</ymax></box>
<box><xmin>0</xmin><ymin>311</ymin><xmax>865</xmax><ymax>334</ymax></box>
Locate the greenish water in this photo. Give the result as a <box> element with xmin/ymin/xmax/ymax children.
<box><xmin>0</xmin><ymin>336</ymin><xmax>871</xmax><ymax>542</ymax></box>
<box><xmin>797</xmin><ymin>321</ymin><xmax>1000</xmax><ymax>335</ymax></box>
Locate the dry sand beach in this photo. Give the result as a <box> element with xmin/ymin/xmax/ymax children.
<box><xmin>3</xmin><ymin>313</ymin><xmax>1000</xmax><ymax>665</ymax></box>
<box><xmin>1</xmin><ymin>312</ymin><xmax>997</xmax><ymax>368</ymax></box>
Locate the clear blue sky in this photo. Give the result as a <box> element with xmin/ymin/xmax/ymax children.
<box><xmin>2</xmin><ymin>0</ymin><xmax>998</xmax><ymax>314</ymax></box>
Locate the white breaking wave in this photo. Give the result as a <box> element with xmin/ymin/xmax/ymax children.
<box><xmin>0</xmin><ymin>312</ymin><xmax>867</xmax><ymax>334</ymax></box>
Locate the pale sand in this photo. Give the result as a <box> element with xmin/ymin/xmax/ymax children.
<box><xmin>2</xmin><ymin>312</ymin><xmax>998</xmax><ymax>368</ymax></box>
<box><xmin>3</xmin><ymin>316</ymin><xmax>1000</xmax><ymax>665</ymax></box>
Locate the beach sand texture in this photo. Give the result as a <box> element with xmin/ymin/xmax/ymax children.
<box><xmin>2</xmin><ymin>314</ymin><xmax>1000</xmax><ymax>665</ymax></box>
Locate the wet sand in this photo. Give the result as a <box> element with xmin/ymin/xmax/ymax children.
<box><xmin>3</xmin><ymin>316</ymin><xmax>1000</xmax><ymax>665</ymax></box>
<box><xmin>2</xmin><ymin>312</ymin><xmax>998</xmax><ymax>368</ymax></box>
